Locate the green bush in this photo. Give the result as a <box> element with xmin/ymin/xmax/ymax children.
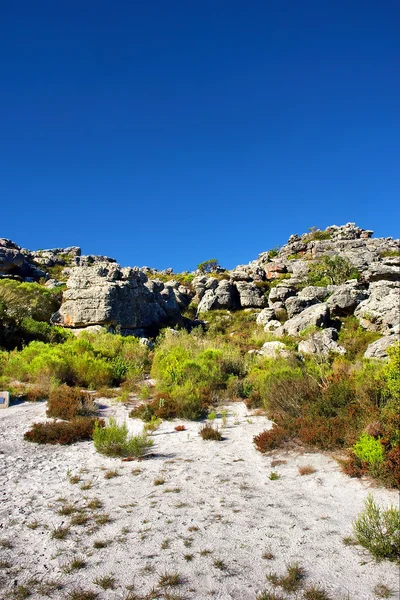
<box><xmin>2</xmin><ymin>332</ymin><xmax>150</xmax><ymax>389</ymax></box>
<box><xmin>352</xmin><ymin>434</ymin><xmax>384</xmax><ymax>466</ymax></box>
<box><xmin>0</xmin><ymin>279</ymin><xmax>62</xmax><ymax>322</ymax></box>
<box><xmin>93</xmin><ymin>417</ymin><xmax>154</xmax><ymax>458</ymax></box>
<box><xmin>150</xmin><ymin>330</ymin><xmax>246</xmax><ymax>419</ymax></box>
<box><xmin>304</xmin><ymin>226</ymin><xmax>332</xmax><ymax>242</ymax></box>
<box><xmin>307</xmin><ymin>256</ymin><xmax>360</xmax><ymax>286</ymax></box>
<box><xmin>197</xmin><ymin>258</ymin><xmax>220</xmax><ymax>273</ymax></box>
<box><xmin>353</xmin><ymin>494</ymin><xmax>400</xmax><ymax>561</ymax></box>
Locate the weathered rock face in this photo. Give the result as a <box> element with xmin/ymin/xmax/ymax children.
<box><xmin>275</xmin><ymin>303</ymin><xmax>331</xmax><ymax>337</ymax></box>
<box><xmin>364</xmin><ymin>336</ymin><xmax>398</xmax><ymax>359</ymax></box>
<box><xmin>0</xmin><ymin>239</ymin><xmax>47</xmax><ymax>280</ymax></box>
<box><xmin>51</xmin><ymin>263</ymin><xmax>182</xmax><ymax>333</ymax></box>
<box><xmin>2</xmin><ymin>222</ymin><xmax>399</xmax><ymax>341</ymax></box>
<box><xmin>326</xmin><ymin>282</ymin><xmax>369</xmax><ymax>317</ymax></box>
<box><xmin>234</xmin><ymin>282</ymin><xmax>266</xmax><ymax>308</ymax></box>
<box><xmin>298</xmin><ymin>328</ymin><xmax>346</xmax><ymax>356</ymax></box>
<box><xmin>354</xmin><ymin>281</ymin><xmax>400</xmax><ymax>334</ymax></box>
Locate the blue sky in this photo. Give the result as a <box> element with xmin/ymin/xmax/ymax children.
<box><xmin>1</xmin><ymin>1</ymin><xmax>399</xmax><ymax>271</ymax></box>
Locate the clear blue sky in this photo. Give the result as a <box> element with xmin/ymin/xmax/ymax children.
<box><xmin>1</xmin><ymin>1</ymin><xmax>399</xmax><ymax>271</ymax></box>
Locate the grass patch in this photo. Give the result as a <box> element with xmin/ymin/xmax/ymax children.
<box><xmin>93</xmin><ymin>417</ymin><xmax>154</xmax><ymax>458</ymax></box>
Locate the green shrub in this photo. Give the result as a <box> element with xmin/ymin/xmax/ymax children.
<box><xmin>2</xmin><ymin>332</ymin><xmax>150</xmax><ymax>389</ymax></box>
<box><xmin>0</xmin><ymin>279</ymin><xmax>62</xmax><ymax>322</ymax></box>
<box><xmin>353</xmin><ymin>434</ymin><xmax>384</xmax><ymax>466</ymax></box>
<box><xmin>150</xmin><ymin>330</ymin><xmax>245</xmax><ymax>419</ymax></box>
<box><xmin>338</xmin><ymin>317</ymin><xmax>381</xmax><ymax>360</ymax></box>
<box><xmin>93</xmin><ymin>417</ymin><xmax>154</xmax><ymax>457</ymax></box>
<box><xmin>24</xmin><ymin>417</ymin><xmax>103</xmax><ymax>445</ymax></box>
<box><xmin>352</xmin><ymin>494</ymin><xmax>400</xmax><ymax>561</ymax></box>
<box><xmin>379</xmin><ymin>249</ymin><xmax>400</xmax><ymax>258</ymax></box>
<box><xmin>304</xmin><ymin>226</ymin><xmax>332</xmax><ymax>242</ymax></box>
<box><xmin>197</xmin><ymin>258</ymin><xmax>220</xmax><ymax>273</ymax></box>
<box><xmin>307</xmin><ymin>255</ymin><xmax>360</xmax><ymax>286</ymax></box>
<box><xmin>47</xmin><ymin>385</ymin><xmax>97</xmax><ymax>420</ymax></box>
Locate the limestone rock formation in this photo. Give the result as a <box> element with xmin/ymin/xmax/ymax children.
<box><xmin>51</xmin><ymin>263</ymin><xmax>183</xmax><ymax>333</ymax></box>
<box><xmin>298</xmin><ymin>328</ymin><xmax>346</xmax><ymax>356</ymax></box>
<box><xmin>354</xmin><ymin>281</ymin><xmax>400</xmax><ymax>334</ymax></box>
<box><xmin>275</xmin><ymin>303</ymin><xmax>331</xmax><ymax>337</ymax></box>
<box><xmin>364</xmin><ymin>336</ymin><xmax>398</xmax><ymax>359</ymax></box>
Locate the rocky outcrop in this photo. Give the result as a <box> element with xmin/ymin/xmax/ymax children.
<box><xmin>326</xmin><ymin>282</ymin><xmax>369</xmax><ymax>317</ymax></box>
<box><xmin>2</xmin><ymin>222</ymin><xmax>399</xmax><ymax>342</ymax></box>
<box><xmin>51</xmin><ymin>263</ymin><xmax>184</xmax><ymax>334</ymax></box>
<box><xmin>354</xmin><ymin>281</ymin><xmax>400</xmax><ymax>335</ymax></box>
<box><xmin>0</xmin><ymin>239</ymin><xmax>47</xmax><ymax>280</ymax></box>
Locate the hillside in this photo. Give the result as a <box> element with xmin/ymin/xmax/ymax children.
<box><xmin>0</xmin><ymin>223</ymin><xmax>399</xmax><ymax>599</ymax></box>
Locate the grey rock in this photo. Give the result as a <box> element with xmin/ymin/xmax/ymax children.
<box><xmin>298</xmin><ymin>286</ymin><xmax>329</xmax><ymax>301</ymax></box>
<box><xmin>326</xmin><ymin>283</ymin><xmax>369</xmax><ymax>316</ymax></box>
<box><xmin>256</xmin><ymin>308</ymin><xmax>276</xmax><ymax>326</ymax></box>
<box><xmin>298</xmin><ymin>328</ymin><xmax>346</xmax><ymax>356</ymax></box>
<box><xmin>197</xmin><ymin>280</ymin><xmax>240</xmax><ymax>312</ymax></box>
<box><xmin>354</xmin><ymin>281</ymin><xmax>400</xmax><ymax>334</ymax></box>
<box><xmin>51</xmin><ymin>263</ymin><xmax>181</xmax><ymax>330</ymax></box>
<box><xmin>264</xmin><ymin>320</ymin><xmax>282</xmax><ymax>332</ymax></box>
<box><xmin>364</xmin><ymin>263</ymin><xmax>400</xmax><ymax>282</ymax></box>
<box><xmin>235</xmin><ymin>282</ymin><xmax>266</xmax><ymax>308</ymax></box>
<box><xmin>285</xmin><ymin>296</ymin><xmax>316</xmax><ymax>319</ymax></box>
<box><xmin>364</xmin><ymin>336</ymin><xmax>398</xmax><ymax>360</ymax></box>
<box><xmin>258</xmin><ymin>341</ymin><xmax>291</xmax><ymax>358</ymax></box>
<box><xmin>268</xmin><ymin>285</ymin><xmax>296</xmax><ymax>307</ymax></box>
<box><xmin>278</xmin><ymin>303</ymin><xmax>331</xmax><ymax>337</ymax></box>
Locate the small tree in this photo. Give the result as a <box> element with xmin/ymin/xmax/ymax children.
<box><xmin>197</xmin><ymin>259</ymin><xmax>220</xmax><ymax>274</ymax></box>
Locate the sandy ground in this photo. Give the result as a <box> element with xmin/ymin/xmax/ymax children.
<box><xmin>0</xmin><ymin>399</ymin><xmax>399</xmax><ymax>600</ymax></box>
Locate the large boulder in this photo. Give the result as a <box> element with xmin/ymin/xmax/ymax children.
<box><xmin>268</xmin><ymin>285</ymin><xmax>297</xmax><ymax>307</ymax></box>
<box><xmin>0</xmin><ymin>239</ymin><xmax>31</xmax><ymax>277</ymax></box>
<box><xmin>285</xmin><ymin>296</ymin><xmax>319</xmax><ymax>319</ymax></box>
<box><xmin>234</xmin><ymin>282</ymin><xmax>266</xmax><ymax>308</ymax></box>
<box><xmin>276</xmin><ymin>303</ymin><xmax>331</xmax><ymax>337</ymax></box>
<box><xmin>298</xmin><ymin>328</ymin><xmax>346</xmax><ymax>356</ymax></box>
<box><xmin>364</xmin><ymin>336</ymin><xmax>398</xmax><ymax>359</ymax></box>
<box><xmin>51</xmin><ymin>263</ymin><xmax>181</xmax><ymax>331</ymax></box>
<box><xmin>354</xmin><ymin>281</ymin><xmax>400</xmax><ymax>334</ymax></box>
<box><xmin>197</xmin><ymin>280</ymin><xmax>239</xmax><ymax>313</ymax></box>
<box><xmin>326</xmin><ymin>282</ymin><xmax>369</xmax><ymax>316</ymax></box>
<box><xmin>256</xmin><ymin>308</ymin><xmax>276</xmax><ymax>326</ymax></box>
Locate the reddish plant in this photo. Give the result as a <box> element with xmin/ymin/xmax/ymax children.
<box><xmin>253</xmin><ymin>425</ymin><xmax>287</xmax><ymax>453</ymax></box>
<box><xmin>47</xmin><ymin>384</ymin><xmax>96</xmax><ymax>420</ymax></box>
<box><xmin>24</xmin><ymin>417</ymin><xmax>104</xmax><ymax>445</ymax></box>
<box><xmin>174</xmin><ymin>425</ymin><xmax>186</xmax><ymax>431</ymax></box>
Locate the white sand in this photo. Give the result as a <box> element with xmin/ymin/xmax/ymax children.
<box><xmin>0</xmin><ymin>400</ymin><xmax>399</xmax><ymax>600</ymax></box>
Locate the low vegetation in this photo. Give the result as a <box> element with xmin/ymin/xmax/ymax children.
<box><xmin>352</xmin><ymin>494</ymin><xmax>400</xmax><ymax>561</ymax></box>
<box><xmin>198</xmin><ymin>423</ymin><xmax>222</xmax><ymax>441</ymax></box>
<box><xmin>24</xmin><ymin>417</ymin><xmax>104</xmax><ymax>445</ymax></box>
<box><xmin>92</xmin><ymin>417</ymin><xmax>154</xmax><ymax>458</ymax></box>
